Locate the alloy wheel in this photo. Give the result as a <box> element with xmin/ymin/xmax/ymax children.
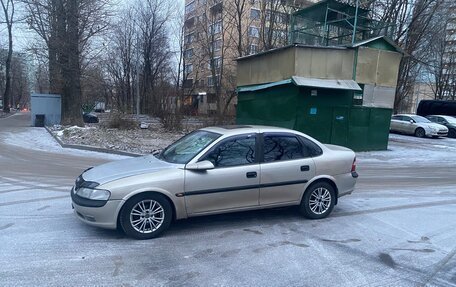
<box><xmin>130</xmin><ymin>200</ymin><xmax>165</xmax><ymax>233</ymax></box>
<box><xmin>309</xmin><ymin>187</ymin><xmax>332</xmax><ymax>215</ymax></box>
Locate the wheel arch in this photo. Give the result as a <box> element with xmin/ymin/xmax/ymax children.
<box><xmin>116</xmin><ymin>190</ymin><xmax>178</xmax><ymax>229</ymax></box>
<box><xmin>304</xmin><ymin>176</ymin><xmax>339</xmax><ymax>205</ymax></box>
<box><xmin>415</xmin><ymin>126</ymin><xmax>426</xmax><ymax>137</ymax></box>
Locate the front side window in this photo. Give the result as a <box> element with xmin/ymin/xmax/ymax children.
<box><xmin>411</xmin><ymin>115</ymin><xmax>431</xmax><ymax>123</ymax></box>
<box><xmin>201</xmin><ymin>134</ymin><xmax>256</xmax><ymax>167</ymax></box>
<box><xmin>263</xmin><ymin>135</ymin><xmax>303</xmax><ymax>162</ymax></box>
<box><xmin>160</xmin><ymin>130</ymin><xmax>221</xmax><ymax>164</ymax></box>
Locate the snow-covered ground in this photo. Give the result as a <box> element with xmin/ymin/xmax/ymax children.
<box><xmin>51</xmin><ymin>124</ymin><xmax>185</xmax><ymax>155</ymax></box>
<box><xmin>3</xmin><ymin>127</ymin><xmax>129</xmax><ymax>160</ymax></box>
<box><xmin>357</xmin><ymin>133</ymin><xmax>456</xmax><ymax>166</ymax></box>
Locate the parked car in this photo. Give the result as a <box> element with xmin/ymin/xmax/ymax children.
<box><xmin>390</xmin><ymin>114</ymin><xmax>448</xmax><ymax>138</ymax></box>
<box><xmin>71</xmin><ymin>125</ymin><xmax>358</xmax><ymax>239</ymax></box>
<box><xmin>425</xmin><ymin>115</ymin><xmax>456</xmax><ymax>138</ymax></box>
<box><xmin>83</xmin><ymin>112</ymin><xmax>99</xmax><ymax>123</ymax></box>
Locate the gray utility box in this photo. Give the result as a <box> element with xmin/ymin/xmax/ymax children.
<box><xmin>31</xmin><ymin>94</ymin><xmax>61</xmax><ymax>127</ymax></box>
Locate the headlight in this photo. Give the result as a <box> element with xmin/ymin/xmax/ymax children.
<box><xmin>76</xmin><ymin>187</ymin><xmax>111</xmax><ymax>200</ymax></box>
<box><xmin>431</xmin><ymin>127</ymin><xmax>439</xmax><ymax>132</ymax></box>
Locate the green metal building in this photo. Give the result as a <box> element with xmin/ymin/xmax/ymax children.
<box><xmin>235</xmin><ymin>0</ymin><xmax>403</xmax><ymax>151</ymax></box>
<box><xmin>236</xmin><ymin>37</ymin><xmax>403</xmax><ymax>151</ymax></box>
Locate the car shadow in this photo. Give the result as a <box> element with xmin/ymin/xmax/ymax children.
<box><xmin>82</xmin><ymin>205</ymin><xmax>351</xmax><ymax>240</ymax></box>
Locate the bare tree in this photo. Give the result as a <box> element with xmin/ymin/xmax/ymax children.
<box><xmin>105</xmin><ymin>7</ymin><xmax>136</xmax><ymax>113</ymax></box>
<box><xmin>135</xmin><ymin>0</ymin><xmax>175</xmax><ymax>116</ymax></box>
<box><xmin>0</xmin><ymin>0</ymin><xmax>15</xmax><ymax>112</ymax></box>
<box><xmin>23</xmin><ymin>0</ymin><xmax>112</xmax><ymax>123</ymax></box>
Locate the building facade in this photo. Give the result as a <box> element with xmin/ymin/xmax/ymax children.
<box><xmin>182</xmin><ymin>0</ymin><xmax>316</xmax><ymax>115</ymax></box>
<box><xmin>442</xmin><ymin>0</ymin><xmax>456</xmax><ymax>100</ymax></box>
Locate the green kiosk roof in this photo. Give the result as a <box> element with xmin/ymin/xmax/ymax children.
<box><xmin>237</xmin><ymin>76</ymin><xmax>362</xmax><ymax>92</ymax></box>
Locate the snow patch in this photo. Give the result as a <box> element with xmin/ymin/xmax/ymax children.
<box><xmin>3</xmin><ymin>127</ymin><xmax>129</xmax><ymax>160</ymax></box>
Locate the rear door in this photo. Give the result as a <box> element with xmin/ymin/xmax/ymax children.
<box><xmin>259</xmin><ymin>133</ymin><xmax>317</xmax><ymax>206</ymax></box>
<box><xmin>184</xmin><ymin>133</ymin><xmax>260</xmax><ymax>214</ymax></box>
<box><xmin>390</xmin><ymin>115</ymin><xmax>404</xmax><ymax>132</ymax></box>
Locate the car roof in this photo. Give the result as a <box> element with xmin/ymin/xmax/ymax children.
<box><xmin>427</xmin><ymin>115</ymin><xmax>454</xmax><ymax>119</ymax></box>
<box><xmin>201</xmin><ymin>125</ymin><xmax>297</xmax><ymax>136</ymax></box>
<box><xmin>394</xmin><ymin>114</ymin><xmax>417</xmax><ymax>117</ymax></box>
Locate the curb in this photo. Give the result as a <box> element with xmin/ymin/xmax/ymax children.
<box><xmin>44</xmin><ymin>126</ymin><xmax>142</xmax><ymax>157</ymax></box>
<box><xmin>0</xmin><ymin>112</ymin><xmax>17</xmax><ymax>120</ymax></box>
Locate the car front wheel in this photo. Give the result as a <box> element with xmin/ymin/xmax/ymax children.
<box><xmin>300</xmin><ymin>182</ymin><xmax>336</xmax><ymax>219</ymax></box>
<box><xmin>120</xmin><ymin>193</ymin><xmax>172</xmax><ymax>240</ymax></box>
<box><xmin>414</xmin><ymin>127</ymin><xmax>425</xmax><ymax>138</ymax></box>
<box><xmin>449</xmin><ymin>128</ymin><xmax>456</xmax><ymax>138</ymax></box>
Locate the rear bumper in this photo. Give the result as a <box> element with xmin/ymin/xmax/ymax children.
<box><xmin>334</xmin><ymin>172</ymin><xmax>357</xmax><ymax>197</ymax></box>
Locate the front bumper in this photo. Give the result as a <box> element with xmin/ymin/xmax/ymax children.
<box><xmin>427</xmin><ymin>130</ymin><xmax>448</xmax><ymax>137</ymax></box>
<box><xmin>71</xmin><ymin>187</ymin><xmax>123</xmax><ymax>230</ymax></box>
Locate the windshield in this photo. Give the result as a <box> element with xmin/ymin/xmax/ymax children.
<box><xmin>411</xmin><ymin>115</ymin><xmax>431</xmax><ymax>123</ymax></box>
<box><xmin>159</xmin><ymin>130</ymin><xmax>221</xmax><ymax>164</ymax></box>
<box><xmin>443</xmin><ymin>116</ymin><xmax>456</xmax><ymax>124</ymax></box>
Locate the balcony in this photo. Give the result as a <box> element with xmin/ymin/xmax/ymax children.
<box><xmin>210</xmin><ymin>0</ymin><xmax>222</xmax><ymax>14</ymax></box>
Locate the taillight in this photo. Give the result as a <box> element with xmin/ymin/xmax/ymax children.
<box><xmin>351</xmin><ymin>157</ymin><xmax>356</xmax><ymax>172</ymax></box>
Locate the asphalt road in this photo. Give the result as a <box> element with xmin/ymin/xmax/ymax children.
<box><xmin>0</xmin><ymin>113</ymin><xmax>455</xmax><ymax>287</ymax></box>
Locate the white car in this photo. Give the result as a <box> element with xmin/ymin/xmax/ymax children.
<box><xmin>390</xmin><ymin>114</ymin><xmax>448</xmax><ymax>138</ymax></box>
<box><xmin>71</xmin><ymin>125</ymin><xmax>358</xmax><ymax>239</ymax></box>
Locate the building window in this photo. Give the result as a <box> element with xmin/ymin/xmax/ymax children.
<box><xmin>209</xmin><ymin>21</ymin><xmax>222</xmax><ymax>35</ymax></box>
<box><xmin>184</xmin><ymin>33</ymin><xmax>195</xmax><ymax>44</ymax></box>
<box><xmin>207</xmin><ymin>75</ymin><xmax>219</xmax><ymax>87</ymax></box>
<box><xmin>185</xmin><ymin>64</ymin><xmax>193</xmax><ymax>74</ymax></box>
<box><xmin>266</xmin><ymin>10</ymin><xmax>288</xmax><ymax>24</ymax></box>
<box><xmin>249</xmin><ymin>26</ymin><xmax>260</xmax><ymax>38</ymax></box>
<box><xmin>184</xmin><ymin>48</ymin><xmax>193</xmax><ymax>59</ymax></box>
<box><xmin>208</xmin><ymin>57</ymin><xmax>222</xmax><ymax>70</ymax></box>
<box><xmin>248</xmin><ymin>44</ymin><xmax>258</xmax><ymax>55</ymax></box>
<box><xmin>210</xmin><ymin>39</ymin><xmax>222</xmax><ymax>52</ymax></box>
<box><xmin>353</xmin><ymin>92</ymin><xmax>363</xmax><ymax>105</ymax></box>
<box><xmin>185</xmin><ymin>1</ymin><xmax>196</xmax><ymax>14</ymax></box>
<box><xmin>250</xmin><ymin>8</ymin><xmax>260</xmax><ymax>20</ymax></box>
<box><xmin>183</xmin><ymin>78</ymin><xmax>193</xmax><ymax>88</ymax></box>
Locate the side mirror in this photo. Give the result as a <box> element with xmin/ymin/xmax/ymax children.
<box><xmin>409</xmin><ymin>120</ymin><xmax>414</xmax><ymax>124</ymax></box>
<box><xmin>185</xmin><ymin>160</ymin><xmax>215</xmax><ymax>171</ymax></box>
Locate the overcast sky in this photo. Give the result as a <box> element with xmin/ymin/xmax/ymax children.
<box><xmin>0</xmin><ymin>0</ymin><xmax>185</xmax><ymax>55</ymax></box>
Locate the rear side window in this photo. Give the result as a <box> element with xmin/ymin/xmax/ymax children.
<box><xmin>299</xmin><ymin>136</ymin><xmax>323</xmax><ymax>157</ymax></box>
<box><xmin>263</xmin><ymin>135</ymin><xmax>303</xmax><ymax>162</ymax></box>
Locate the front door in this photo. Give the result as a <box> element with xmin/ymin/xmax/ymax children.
<box><xmin>184</xmin><ymin>133</ymin><xmax>260</xmax><ymax>215</ymax></box>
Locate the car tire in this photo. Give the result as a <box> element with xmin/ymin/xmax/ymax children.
<box><xmin>120</xmin><ymin>193</ymin><xmax>172</xmax><ymax>240</ymax></box>
<box><xmin>300</xmin><ymin>182</ymin><xmax>336</xmax><ymax>219</ymax></box>
<box><xmin>449</xmin><ymin>129</ymin><xmax>456</xmax><ymax>138</ymax></box>
<box><xmin>414</xmin><ymin>127</ymin><xmax>425</xmax><ymax>138</ymax></box>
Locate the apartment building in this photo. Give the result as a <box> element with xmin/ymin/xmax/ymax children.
<box><xmin>442</xmin><ymin>1</ymin><xmax>456</xmax><ymax>100</ymax></box>
<box><xmin>182</xmin><ymin>0</ymin><xmax>316</xmax><ymax>115</ymax></box>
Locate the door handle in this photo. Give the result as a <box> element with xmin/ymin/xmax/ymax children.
<box><xmin>246</xmin><ymin>172</ymin><xmax>257</xmax><ymax>178</ymax></box>
<box><xmin>300</xmin><ymin>165</ymin><xmax>310</xmax><ymax>172</ymax></box>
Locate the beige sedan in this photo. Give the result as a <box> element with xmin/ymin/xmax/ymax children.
<box><xmin>71</xmin><ymin>126</ymin><xmax>358</xmax><ymax>239</ymax></box>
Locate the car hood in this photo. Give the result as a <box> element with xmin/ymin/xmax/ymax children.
<box><xmin>82</xmin><ymin>155</ymin><xmax>181</xmax><ymax>185</ymax></box>
<box><xmin>421</xmin><ymin>123</ymin><xmax>447</xmax><ymax>130</ymax></box>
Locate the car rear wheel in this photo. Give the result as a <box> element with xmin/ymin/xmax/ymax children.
<box><xmin>449</xmin><ymin>128</ymin><xmax>456</xmax><ymax>138</ymax></box>
<box><xmin>414</xmin><ymin>127</ymin><xmax>425</xmax><ymax>138</ymax></box>
<box><xmin>300</xmin><ymin>182</ymin><xmax>336</xmax><ymax>219</ymax></box>
<box><xmin>120</xmin><ymin>193</ymin><xmax>172</xmax><ymax>240</ymax></box>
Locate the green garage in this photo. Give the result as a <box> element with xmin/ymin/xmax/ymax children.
<box><xmin>236</xmin><ymin>38</ymin><xmax>403</xmax><ymax>151</ymax></box>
